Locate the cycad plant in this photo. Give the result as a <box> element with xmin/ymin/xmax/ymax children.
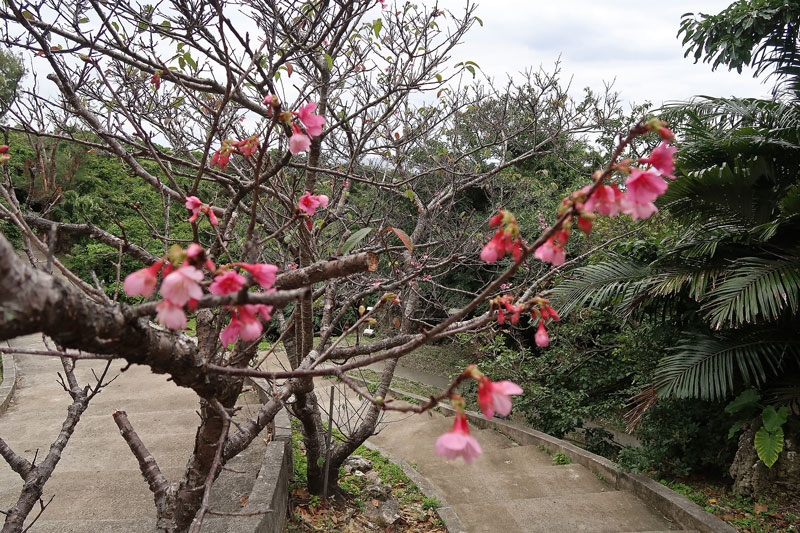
<box><xmin>552</xmin><ymin>96</ymin><xmax>800</xmax><ymax>470</ymax></box>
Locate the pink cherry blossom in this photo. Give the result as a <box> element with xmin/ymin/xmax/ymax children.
<box><xmin>289</xmin><ymin>124</ymin><xmax>311</xmax><ymax>154</ymax></box>
<box><xmin>156</xmin><ymin>300</ymin><xmax>187</xmax><ymax>330</ymax></box>
<box><xmin>478</xmin><ymin>378</ymin><xmax>523</xmax><ymax>418</ymax></box>
<box><xmin>241</xmin><ymin>263</ymin><xmax>279</xmax><ymax>289</ymax></box>
<box><xmin>583</xmin><ymin>184</ymin><xmax>625</xmax><ymax>217</ymax></box>
<box><xmin>534</xmin><ymin>236</ymin><xmax>565</xmax><ymax>266</ymax></box>
<box><xmin>209</xmin><ymin>270</ymin><xmax>246</xmax><ymax>295</ymax></box>
<box><xmin>123</xmin><ymin>259</ymin><xmax>164</xmax><ymax>298</ymax></box>
<box><xmin>535</xmin><ymin>320</ymin><xmax>550</xmax><ymax>347</ymax></box>
<box><xmin>434</xmin><ymin>413</ymin><xmax>482</xmax><ymax>464</ymax></box>
<box><xmin>237</xmin><ymin>306</ymin><xmax>263</xmax><ymax>341</ymax></box>
<box><xmin>160</xmin><ymin>265</ymin><xmax>204</xmax><ymax>306</ymax></box>
<box><xmin>623</xmin><ymin>199</ymin><xmax>659</xmax><ymax>221</ymax></box>
<box><xmin>206</xmin><ymin>207</ymin><xmax>219</xmax><ymax>226</ymax></box>
<box><xmin>480</xmin><ymin>238</ymin><xmax>501</xmax><ymax>263</ymax></box>
<box><xmin>295</xmin><ymin>102</ymin><xmax>326</xmax><ymax>137</ymax></box>
<box><xmin>298</xmin><ymin>191</ymin><xmax>330</xmax><ymax>216</ymax></box>
<box><xmin>186</xmin><ymin>243</ymin><xmax>204</xmax><ymax>259</ymax></box>
<box><xmin>243</xmin><ymin>303</ymin><xmax>273</xmax><ymax>322</ymax></box>
<box><xmin>625</xmin><ymin>168</ymin><xmax>668</xmax><ymax>204</ymax></box>
<box><xmin>185</xmin><ymin>196</ymin><xmax>203</xmax><ymax>223</ymax></box>
<box><xmin>220</xmin><ymin>317</ymin><xmax>241</xmax><ymax>346</ymax></box>
<box><xmin>658</xmin><ymin>126</ymin><xmax>675</xmax><ymax>142</ymax></box>
<box><xmin>639</xmin><ymin>142</ymin><xmax>677</xmax><ymax>179</ymax></box>
<box><xmin>234</xmin><ymin>136</ymin><xmax>259</xmax><ymax>159</ymax></box>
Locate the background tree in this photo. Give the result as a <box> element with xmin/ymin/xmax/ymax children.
<box><xmin>0</xmin><ymin>0</ymin><xmax>641</xmax><ymax>531</ymax></box>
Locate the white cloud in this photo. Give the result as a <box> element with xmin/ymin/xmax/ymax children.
<box><xmin>434</xmin><ymin>0</ymin><xmax>772</xmax><ymax>106</ymax></box>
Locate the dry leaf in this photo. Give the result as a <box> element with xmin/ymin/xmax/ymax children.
<box><xmin>372</xmin><ymin>499</ymin><xmax>380</xmax><ymax>507</ymax></box>
<box><xmin>708</xmin><ymin>498</ymin><xmax>717</xmax><ymax>504</ymax></box>
<box><xmin>754</xmin><ymin>502</ymin><xmax>768</xmax><ymax>514</ymax></box>
<box><xmin>240</xmin><ymin>495</ymin><xmax>249</xmax><ymax>507</ymax></box>
<box><xmin>292</xmin><ymin>487</ymin><xmax>310</xmax><ymax>499</ymax></box>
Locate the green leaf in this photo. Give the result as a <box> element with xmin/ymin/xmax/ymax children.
<box><xmin>341</xmin><ymin>227</ymin><xmax>373</xmax><ymax>255</ymax></box>
<box><xmin>465</xmin><ymin>65</ymin><xmax>475</xmax><ymax>77</ymax></box>
<box><xmin>761</xmin><ymin>405</ymin><xmax>789</xmax><ymax>433</ymax></box>
<box><xmin>373</xmin><ymin>18</ymin><xmax>382</xmax><ymax>39</ymax></box>
<box><xmin>324</xmin><ymin>53</ymin><xmax>333</xmax><ymax>70</ymax></box>
<box><xmin>725</xmin><ymin>389</ymin><xmax>760</xmax><ymax>414</ymax></box>
<box><xmin>183</xmin><ymin>52</ymin><xmax>196</xmax><ymax>69</ymax></box>
<box><xmin>754</xmin><ymin>426</ymin><xmax>784</xmax><ymax>467</ymax></box>
<box><xmin>474</xmin><ymin>16</ymin><xmax>483</xmax><ymax>27</ymax></box>
<box><xmin>385</xmin><ymin>227</ymin><xmax>414</xmax><ymax>252</ymax></box>
<box><xmin>435</xmin><ymin>73</ymin><xmax>442</xmax><ymax>82</ymax></box>
<box><xmin>728</xmin><ymin>420</ymin><xmax>747</xmax><ymax>439</ymax></box>
<box><xmin>403</xmin><ymin>189</ymin><xmax>415</xmax><ymax>202</ymax></box>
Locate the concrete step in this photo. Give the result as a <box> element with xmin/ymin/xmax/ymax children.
<box><xmin>452</xmin><ymin>490</ymin><xmax>677</xmax><ymax>533</ymax></box>
<box><xmin>419</xmin><ymin>442</ymin><xmax>554</xmax><ymax>476</ymax></box>
<box><xmin>370</xmin><ymin>416</ymin><xmax>518</xmax><ymax>468</ymax></box>
<box><xmin>427</xmin><ymin>463</ymin><xmax>610</xmax><ymax>504</ymax></box>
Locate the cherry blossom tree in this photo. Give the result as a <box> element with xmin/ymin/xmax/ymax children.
<box><xmin>0</xmin><ymin>0</ymin><xmax>677</xmax><ymax>531</ymax></box>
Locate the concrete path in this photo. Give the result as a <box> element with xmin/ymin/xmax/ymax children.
<box><xmin>0</xmin><ymin>335</ymin><xmax>200</xmax><ymax>532</ymax></box>
<box><xmin>368</xmin><ymin>409</ymin><xmax>698</xmax><ymax>533</ymax></box>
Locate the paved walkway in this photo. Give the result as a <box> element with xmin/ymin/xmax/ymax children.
<box><xmin>3</xmin><ymin>334</ymin><xmax>698</xmax><ymax>533</ymax></box>
<box><xmin>0</xmin><ymin>336</ymin><xmax>270</xmax><ymax>532</ymax></box>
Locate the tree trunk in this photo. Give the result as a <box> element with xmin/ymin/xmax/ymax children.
<box><xmin>730</xmin><ymin>416</ymin><xmax>800</xmax><ymax>498</ymax></box>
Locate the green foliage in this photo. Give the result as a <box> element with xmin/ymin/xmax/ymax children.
<box><xmin>679</xmin><ymin>1</ymin><xmax>800</xmax><ymax>96</ymax></box>
<box><xmin>617</xmin><ymin>399</ymin><xmax>736</xmax><ymax>478</ymax></box>
<box><xmin>755</xmin><ymin>405</ymin><xmax>789</xmax><ymax>467</ymax></box>
<box><xmin>552</xmin><ymin>451</ymin><xmax>571</xmax><ymax>465</ymax></box>
<box><xmin>0</xmin><ymin>48</ymin><xmax>24</xmax><ymax>119</ymax></box>
<box><xmin>457</xmin><ymin>314</ymin><xmax>665</xmax><ymax>440</ymax></box>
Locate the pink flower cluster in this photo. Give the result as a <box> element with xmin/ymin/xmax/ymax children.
<box><xmin>220</xmin><ymin>304</ymin><xmax>273</xmax><ymax>346</ymax></box>
<box><xmin>480</xmin><ymin>209</ymin><xmax>523</xmax><ymax>263</ymax></box>
<box><xmin>490</xmin><ymin>295</ymin><xmax>522</xmax><ymax>325</ymax></box>
<box><xmin>289</xmin><ymin>102</ymin><xmax>326</xmax><ymax>155</ymax></box>
<box><xmin>435</xmin><ymin>413</ymin><xmax>482</xmax><ymax>464</ymax></box>
<box><xmin>185</xmin><ymin>196</ymin><xmax>219</xmax><ymax>226</ymax></box>
<box><xmin>233</xmin><ymin>135</ymin><xmax>260</xmax><ymax>159</ymax></box>
<box><xmin>505</xmin><ymin>122</ymin><xmax>678</xmax><ymax>268</ymax></box>
<box><xmin>0</xmin><ymin>145</ymin><xmax>9</xmax><ymax>165</ymax></box>
<box><xmin>298</xmin><ymin>191</ymin><xmax>329</xmax><ymax>216</ymax></box>
<box><xmin>434</xmin><ymin>367</ymin><xmax>523</xmax><ymax>464</ymax></box>
<box><xmin>122</xmin><ymin>245</ymin><xmax>280</xmax><ymax>345</ymax></box>
<box><xmin>531</xmin><ymin>299</ymin><xmax>560</xmax><ymax>347</ymax></box>
<box><xmin>210</xmin><ymin>139</ymin><xmax>235</xmax><ymax>171</ymax></box>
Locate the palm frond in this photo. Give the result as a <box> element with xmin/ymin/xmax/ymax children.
<box><xmin>650</xmin><ymin>266</ymin><xmax>725</xmax><ymax>301</ymax></box>
<box><xmin>702</xmin><ymin>256</ymin><xmax>800</xmax><ymax>328</ymax></box>
<box><xmin>655</xmin><ymin>331</ymin><xmax>800</xmax><ymax>401</ymax></box>
<box><xmin>550</xmin><ymin>259</ymin><xmax>652</xmax><ymax>317</ymax></box>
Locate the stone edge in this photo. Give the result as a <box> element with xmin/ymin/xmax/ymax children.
<box><xmin>0</xmin><ymin>352</ymin><xmax>18</xmax><ymax>416</ymax></box>
<box><xmin>350</xmin><ymin>374</ymin><xmax>736</xmax><ymax>533</ymax></box>
<box><xmin>243</xmin><ymin>377</ymin><xmax>292</xmax><ymax>533</ymax></box>
<box><xmin>361</xmin><ymin>439</ymin><xmax>467</xmax><ymax>533</ymax></box>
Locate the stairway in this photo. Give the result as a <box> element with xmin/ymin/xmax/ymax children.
<box><xmin>369</xmin><ymin>412</ymin><xmax>698</xmax><ymax>533</ymax></box>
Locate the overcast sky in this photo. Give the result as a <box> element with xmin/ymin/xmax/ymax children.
<box><xmin>435</xmin><ymin>0</ymin><xmax>771</xmax><ymax>108</ymax></box>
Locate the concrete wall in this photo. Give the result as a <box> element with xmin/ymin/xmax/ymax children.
<box><xmin>245</xmin><ymin>377</ymin><xmax>292</xmax><ymax>533</ymax></box>
<box><xmin>0</xmin><ymin>354</ymin><xmax>17</xmax><ymax>416</ymax></box>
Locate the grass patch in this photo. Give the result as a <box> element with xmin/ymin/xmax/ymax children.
<box><xmin>289</xmin><ymin>418</ymin><xmax>444</xmax><ymax>531</ymax></box>
<box><xmin>659</xmin><ymin>479</ymin><xmax>799</xmax><ymax>532</ymax></box>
